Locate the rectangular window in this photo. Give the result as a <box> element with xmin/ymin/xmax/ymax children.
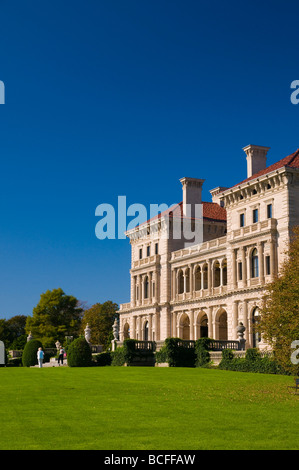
<box><xmin>267</xmin><ymin>204</ymin><xmax>272</xmax><ymax>219</ymax></box>
<box><xmin>266</xmin><ymin>255</ymin><xmax>271</xmax><ymax>275</ymax></box>
<box><xmin>139</xmin><ymin>248</ymin><xmax>142</xmax><ymax>260</ymax></box>
<box><xmin>155</xmin><ymin>243</ymin><xmax>158</xmax><ymax>255</ymax></box>
<box><xmin>238</xmin><ymin>262</ymin><xmax>242</xmax><ymax>280</ymax></box>
<box><xmin>240</xmin><ymin>213</ymin><xmax>245</xmax><ymax>227</ymax></box>
<box><xmin>253</xmin><ymin>208</ymin><xmax>258</xmax><ymax>224</ymax></box>
<box><xmin>146</xmin><ymin>245</ymin><xmax>150</xmax><ymax>257</ymax></box>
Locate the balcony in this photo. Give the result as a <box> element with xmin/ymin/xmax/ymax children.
<box><xmin>231</xmin><ymin>218</ymin><xmax>277</xmax><ymax>240</ymax></box>
<box><xmin>119</xmin><ymin>302</ymin><xmax>131</xmax><ymax>311</ymax></box>
<box><xmin>171</xmin><ymin>236</ymin><xmax>227</xmax><ymax>262</ymax></box>
<box><xmin>132</xmin><ymin>254</ymin><xmax>160</xmax><ymax>270</ymax></box>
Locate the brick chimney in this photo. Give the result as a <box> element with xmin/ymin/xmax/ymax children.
<box><xmin>180</xmin><ymin>177</ymin><xmax>205</xmax><ymax>218</ymax></box>
<box><xmin>243</xmin><ymin>144</ymin><xmax>270</xmax><ymax>178</ymax></box>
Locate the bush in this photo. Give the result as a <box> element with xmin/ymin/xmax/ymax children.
<box><xmin>67</xmin><ymin>337</ymin><xmax>92</xmax><ymax>367</ymax></box>
<box><xmin>163</xmin><ymin>338</ymin><xmax>196</xmax><ymax>367</ymax></box>
<box><xmin>22</xmin><ymin>339</ymin><xmax>43</xmax><ymax>367</ymax></box>
<box><xmin>195</xmin><ymin>338</ymin><xmax>212</xmax><ymax>367</ymax></box>
<box><xmin>110</xmin><ymin>340</ymin><xmax>156</xmax><ymax>366</ymax></box>
<box><xmin>111</xmin><ymin>347</ymin><xmax>126</xmax><ymax>366</ymax></box>
<box><xmin>155</xmin><ymin>344</ymin><xmax>168</xmax><ymax>364</ymax></box>
<box><xmin>245</xmin><ymin>348</ymin><xmax>260</xmax><ymax>362</ymax></box>
<box><xmin>218</xmin><ymin>348</ymin><xmax>288</xmax><ymax>375</ymax></box>
<box><xmin>94</xmin><ymin>352</ymin><xmax>112</xmax><ymax>366</ymax></box>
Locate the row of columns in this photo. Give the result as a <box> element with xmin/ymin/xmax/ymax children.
<box><xmin>131</xmin><ymin>271</ymin><xmax>158</xmax><ymax>307</ymax></box>
<box><xmin>172</xmin><ymin>259</ymin><xmax>228</xmax><ymax>297</ymax></box>
<box><xmin>231</xmin><ymin>238</ymin><xmax>276</xmax><ymax>288</ymax></box>
<box><xmin>120</xmin><ymin>298</ymin><xmax>262</xmax><ymax>348</ymax></box>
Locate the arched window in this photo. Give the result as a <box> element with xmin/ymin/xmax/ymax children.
<box><xmin>144</xmin><ymin>321</ymin><xmax>149</xmax><ymax>341</ymax></box>
<box><xmin>251</xmin><ymin>248</ymin><xmax>259</xmax><ymax>278</ymax></box>
<box><xmin>203</xmin><ymin>264</ymin><xmax>208</xmax><ymax>290</ymax></box>
<box><xmin>213</xmin><ymin>261</ymin><xmax>221</xmax><ymax>287</ymax></box>
<box><xmin>252</xmin><ymin>307</ymin><xmax>261</xmax><ymax>347</ymax></box>
<box><xmin>180</xmin><ymin>313</ymin><xmax>190</xmax><ymax>340</ymax></box>
<box><xmin>195</xmin><ymin>266</ymin><xmax>201</xmax><ymax>291</ymax></box>
<box><xmin>200</xmin><ymin>314</ymin><xmax>208</xmax><ymax>338</ymax></box>
<box><xmin>123</xmin><ymin>323</ymin><xmax>130</xmax><ymax>339</ymax></box>
<box><xmin>144</xmin><ymin>276</ymin><xmax>149</xmax><ymax>299</ymax></box>
<box><xmin>178</xmin><ymin>270</ymin><xmax>184</xmax><ymax>294</ymax></box>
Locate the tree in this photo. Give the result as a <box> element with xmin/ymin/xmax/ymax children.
<box><xmin>258</xmin><ymin>226</ymin><xmax>299</xmax><ymax>374</ymax></box>
<box><xmin>26</xmin><ymin>288</ymin><xmax>84</xmax><ymax>348</ymax></box>
<box><xmin>81</xmin><ymin>301</ymin><xmax>118</xmax><ymax>350</ymax></box>
<box><xmin>0</xmin><ymin>315</ymin><xmax>27</xmax><ymax>350</ymax></box>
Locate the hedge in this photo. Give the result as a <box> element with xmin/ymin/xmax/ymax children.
<box><xmin>162</xmin><ymin>338</ymin><xmax>196</xmax><ymax>367</ymax></box>
<box><xmin>219</xmin><ymin>348</ymin><xmax>288</xmax><ymax>375</ymax></box>
<box><xmin>195</xmin><ymin>338</ymin><xmax>212</xmax><ymax>367</ymax></box>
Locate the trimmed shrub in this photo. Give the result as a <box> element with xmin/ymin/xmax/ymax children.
<box><xmin>195</xmin><ymin>338</ymin><xmax>212</xmax><ymax>367</ymax></box>
<box><xmin>67</xmin><ymin>337</ymin><xmax>92</xmax><ymax>367</ymax></box>
<box><xmin>22</xmin><ymin>339</ymin><xmax>43</xmax><ymax>367</ymax></box>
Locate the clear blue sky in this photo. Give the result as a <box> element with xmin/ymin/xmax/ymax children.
<box><xmin>0</xmin><ymin>0</ymin><xmax>298</xmax><ymax>319</ymax></box>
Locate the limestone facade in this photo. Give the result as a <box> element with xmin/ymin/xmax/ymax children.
<box><xmin>118</xmin><ymin>145</ymin><xmax>299</xmax><ymax>349</ymax></box>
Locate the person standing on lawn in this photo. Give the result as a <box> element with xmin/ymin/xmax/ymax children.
<box><xmin>58</xmin><ymin>346</ymin><xmax>65</xmax><ymax>365</ymax></box>
<box><xmin>37</xmin><ymin>347</ymin><xmax>44</xmax><ymax>368</ymax></box>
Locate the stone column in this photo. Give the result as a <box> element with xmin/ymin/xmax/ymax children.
<box><xmin>231</xmin><ymin>249</ymin><xmax>237</xmax><ymax>288</ymax></box>
<box><xmin>154</xmin><ymin>312</ymin><xmax>160</xmax><ymax>341</ymax></box>
<box><xmin>207</xmin><ymin>259</ymin><xmax>212</xmax><ymax>294</ymax></box>
<box><xmin>270</xmin><ymin>238</ymin><xmax>276</xmax><ymax>279</ymax></box>
<box><xmin>258</xmin><ymin>241</ymin><xmax>264</xmax><ymax>284</ymax></box>
<box><xmin>189</xmin><ymin>310</ymin><xmax>194</xmax><ymax>340</ymax></box>
<box><xmin>172</xmin><ymin>311</ymin><xmax>177</xmax><ymax>337</ymax></box>
<box><xmin>207</xmin><ymin>307</ymin><xmax>213</xmax><ymax>338</ymax></box>
<box><xmin>232</xmin><ymin>301</ymin><xmax>238</xmax><ymax>339</ymax></box>
<box><xmin>172</xmin><ymin>269</ymin><xmax>176</xmax><ymax>300</ymax></box>
<box><xmin>132</xmin><ymin>316</ymin><xmax>137</xmax><ymax>339</ymax></box>
<box><xmin>148</xmin><ymin>313</ymin><xmax>153</xmax><ymax>341</ymax></box>
<box><xmin>183</xmin><ymin>268</ymin><xmax>187</xmax><ymax>293</ymax></box>
<box><xmin>241</xmin><ymin>246</ymin><xmax>246</xmax><ymax>287</ymax></box>
<box><xmin>189</xmin><ymin>264</ymin><xmax>193</xmax><ymax>295</ymax></box>
<box><xmin>242</xmin><ymin>300</ymin><xmax>249</xmax><ymax>343</ymax></box>
<box><xmin>149</xmin><ymin>271</ymin><xmax>152</xmax><ymax>304</ymax></box>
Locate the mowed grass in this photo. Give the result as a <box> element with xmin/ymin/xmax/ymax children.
<box><xmin>0</xmin><ymin>366</ymin><xmax>298</xmax><ymax>450</ymax></box>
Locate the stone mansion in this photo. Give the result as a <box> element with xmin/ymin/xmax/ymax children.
<box><xmin>118</xmin><ymin>144</ymin><xmax>299</xmax><ymax>349</ymax></box>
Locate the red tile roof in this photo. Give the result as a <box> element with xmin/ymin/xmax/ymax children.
<box><xmin>138</xmin><ymin>200</ymin><xmax>227</xmax><ymax>228</ymax></box>
<box><xmin>228</xmin><ymin>148</ymin><xmax>299</xmax><ymax>189</ymax></box>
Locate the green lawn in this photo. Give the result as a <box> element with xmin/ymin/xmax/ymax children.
<box><xmin>0</xmin><ymin>366</ymin><xmax>298</xmax><ymax>450</ymax></box>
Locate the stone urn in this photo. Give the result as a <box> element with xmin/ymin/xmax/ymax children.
<box><xmin>236</xmin><ymin>322</ymin><xmax>245</xmax><ymax>339</ymax></box>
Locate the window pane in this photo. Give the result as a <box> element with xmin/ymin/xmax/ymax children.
<box><xmin>240</xmin><ymin>213</ymin><xmax>245</xmax><ymax>227</ymax></box>
<box><xmin>267</xmin><ymin>204</ymin><xmax>272</xmax><ymax>218</ymax></box>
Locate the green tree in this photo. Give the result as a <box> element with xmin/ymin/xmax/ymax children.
<box><xmin>258</xmin><ymin>226</ymin><xmax>299</xmax><ymax>374</ymax></box>
<box><xmin>26</xmin><ymin>288</ymin><xmax>84</xmax><ymax>347</ymax></box>
<box><xmin>81</xmin><ymin>301</ymin><xmax>118</xmax><ymax>350</ymax></box>
<box><xmin>0</xmin><ymin>315</ymin><xmax>27</xmax><ymax>350</ymax></box>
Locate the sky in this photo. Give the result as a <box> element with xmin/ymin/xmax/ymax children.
<box><xmin>0</xmin><ymin>0</ymin><xmax>298</xmax><ymax>319</ymax></box>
